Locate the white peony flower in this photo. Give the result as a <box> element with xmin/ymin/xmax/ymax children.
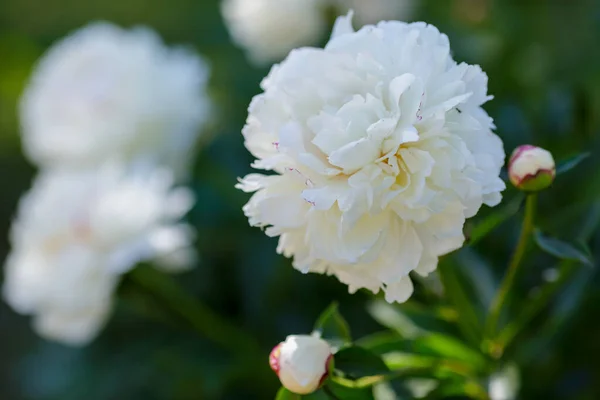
<box><xmin>237</xmin><ymin>13</ymin><xmax>505</xmax><ymax>303</ymax></box>
<box><xmin>508</xmin><ymin>145</ymin><xmax>555</xmax><ymax>192</ymax></box>
<box><xmin>3</xmin><ymin>164</ymin><xmax>196</xmax><ymax>345</ymax></box>
<box><xmin>334</xmin><ymin>0</ymin><xmax>417</xmax><ymax>26</ymax></box>
<box><xmin>269</xmin><ymin>335</ymin><xmax>333</xmax><ymax>394</ymax></box>
<box><xmin>221</xmin><ymin>0</ymin><xmax>327</xmax><ymax>65</ymax></box>
<box><xmin>20</xmin><ymin>22</ymin><xmax>211</xmax><ymax>177</ymax></box>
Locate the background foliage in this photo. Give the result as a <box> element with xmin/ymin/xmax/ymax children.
<box><xmin>1</xmin><ymin>0</ymin><xmax>600</xmax><ymax>399</ymax></box>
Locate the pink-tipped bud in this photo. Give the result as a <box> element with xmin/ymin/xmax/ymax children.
<box><xmin>269</xmin><ymin>335</ymin><xmax>333</xmax><ymax>395</ymax></box>
<box><xmin>508</xmin><ymin>145</ymin><xmax>555</xmax><ymax>192</ymax></box>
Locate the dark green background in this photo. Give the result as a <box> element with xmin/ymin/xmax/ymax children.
<box><xmin>1</xmin><ymin>0</ymin><xmax>600</xmax><ymax>399</ymax></box>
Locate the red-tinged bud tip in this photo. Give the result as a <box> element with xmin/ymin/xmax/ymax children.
<box><xmin>269</xmin><ymin>343</ymin><xmax>282</xmax><ymax>375</ymax></box>
<box><xmin>508</xmin><ymin>145</ymin><xmax>555</xmax><ymax>192</ymax></box>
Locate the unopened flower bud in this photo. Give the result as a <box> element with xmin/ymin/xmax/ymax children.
<box><xmin>508</xmin><ymin>145</ymin><xmax>555</xmax><ymax>192</ymax></box>
<box><xmin>269</xmin><ymin>335</ymin><xmax>333</xmax><ymax>394</ymax></box>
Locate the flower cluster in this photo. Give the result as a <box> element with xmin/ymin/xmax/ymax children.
<box><xmin>221</xmin><ymin>0</ymin><xmax>418</xmax><ymax>65</ymax></box>
<box><xmin>3</xmin><ymin>22</ymin><xmax>211</xmax><ymax>345</ymax></box>
<box><xmin>3</xmin><ymin>167</ymin><xmax>195</xmax><ymax>345</ymax></box>
<box><xmin>19</xmin><ymin>22</ymin><xmax>211</xmax><ymax>178</ymax></box>
<box><xmin>237</xmin><ymin>13</ymin><xmax>505</xmax><ymax>303</ymax></box>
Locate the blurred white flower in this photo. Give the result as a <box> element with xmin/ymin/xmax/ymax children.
<box><xmin>269</xmin><ymin>335</ymin><xmax>332</xmax><ymax>394</ymax></box>
<box><xmin>3</xmin><ymin>165</ymin><xmax>196</xmax><ymax>345</ymax></box>
<box><xmin>237</xmin><ymin>13</ymin><xmax>505</xmax><ymax>303</ymax></box>
<box><xmin>20</xmin><ymin>22</ymin><xmax>211</xmax><ymax>177</ymax></box>
<box><xmin>334</xmin><ymin>0</ymin><xmax>417</xmax><ymax>26</ymax></box>
<box><xmin>221</xmin><ymin>0</ymin><xmax>327</xmax><ymax>65</ymax></box>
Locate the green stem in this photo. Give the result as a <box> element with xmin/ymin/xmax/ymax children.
<box><xmin>495</xmin><ymin>201</ymin><xmax>600</xmax><ymax>351</ymax></box>
<box><xmin>484</xmin><ymin>194</ymin><xmax>537</xmax><ymax>348</ymax></box>
<box><xmin>496</xmin><ymin>260</ymin><xmax>577</xmax><ymax>349</ymax></box>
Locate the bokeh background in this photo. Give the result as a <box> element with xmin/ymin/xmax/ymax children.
<box><xmin>1</xmin><ymin>0</ymin><xmax>600</xmax><ymax>399</ymax></box>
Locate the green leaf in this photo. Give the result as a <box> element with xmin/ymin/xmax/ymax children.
<box><xmin>356</xmin><ymin>331</ymin><xmax>408</xmax><ymax>355</ymax></box>
<box><xmin>533</xmin><ymin>229</ymin><xmax>593</xmax><ymax>266</ymax></box>
<box><xmin>325</xmin><ymin>380</ymin><xmax>375</xmax><ymax>400</ymax></box>
<box><xmin>366</xmin><ymin>300</ymin><xmax>459</xmax><ymax>341</ymax></box>
<box><xmin>314</xmin><ymin>302</ymin><xmax>352</xmax><ymax>345</ymax></box>
<box><xmin>275</xmin><ymin>387</ymin><xmax>301</xmax><ymax>400</ymax></box>
<box><xmin>334</xmin><ymin>346</ymin><xmax>390</xmax><ymax>380</ymax></box>
<box><xmin>373</xmin><ymin>381</ymin><xmax>418</xmax><ymax>400</ymax></box>
<box><xmin>408</xmin><ymin>379</ymin><xmax>443</xmax><ymax>399</ymax></box>
<box><xmin>556</xmin><ymin>152</ymin><xmax>590</xmax><ymax>175</ymax></box>
<box><xmin>356</xmin><ymin>331</ymin><xmax>487</xmax><ymax>371</ymax></box>
<box><xmin>303</xmin><ymin>389</ymin><xmax>330</xmax><ymax>400</ymax></box>
<box><xmin>454</xmin><ymin>249</ymin><xmax>497</xmax><ymax>309</ymax></box>
<box><xmin>436</xmin><ymin>260</ymin><xmax>483</xmax><ymax>345</ymax></box>
<box><xmin>367</xmin><ymin>301</ymin><xmax>423</xmax><ymax>339</ymax></box>
<box><xmin>412</xmin><ymin>334</ymin><xmax>487</xmax><ymax>370</ymax></box>
<box><xmin>382</xmin><ymin>353</ymin><xmax>472</xmax><ymax>379</ymax></box>
<box><xmin>400</xmin><ymin>302</ymin><xmax>461</xmax><ymax>335</ymax></box>
<box><xmin>421</xmin><ymin>377</ymin><xmax>490</xmax><ymax>400</ymax></box>
<box><xmin>467</xmin><ymin>194</ymin><xmax>524</xmax><ymax>246</ymax></box>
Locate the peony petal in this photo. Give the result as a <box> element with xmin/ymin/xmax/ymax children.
<box><xmin>384</xmin><ymin>276</ymin><xmax>414</xmax><ymax>303</ymax></box>
<box><xmin>328</xmin><ymin>138</ymin><xmax>380</xmax><ymax>172</ymax></box>
<box><xmin>330</xmin><ymin>11</ymin><xmax>356</xmax><ymax>40</ymax></box>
